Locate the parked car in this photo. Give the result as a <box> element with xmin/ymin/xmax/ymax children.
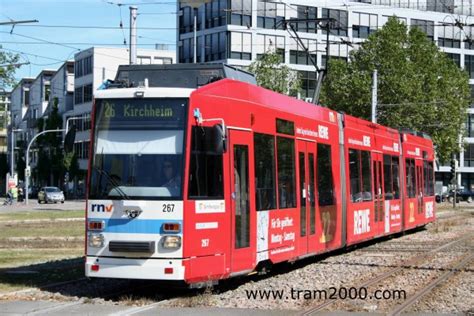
<box><xmin>38</xmin><ymin>186</ymin><xmax>65</xmax><ymax>204</ymax></box>
<box><xmin>435</xmin><ymin>191</ymin><xmax>449</xmax><ymax>203</ymax></box>
<box><xmin>447</xmin><ymin>189</ymin><xmax>474</xmax><ymax>203</ymax></box>
<box><xmin>28</xmin><ymin>186</ymin><xmax>39</xmax><ymax>199</ymax></box>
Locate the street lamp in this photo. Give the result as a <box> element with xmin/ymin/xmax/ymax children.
<box><xmin>25</xmin><ymin>116</ymin><xmax>79</xmax><ymax>205</ymax></box>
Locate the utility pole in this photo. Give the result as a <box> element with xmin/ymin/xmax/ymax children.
<box><xmin>193</xmin><ymin>13</ymin><xmax>197</xmax><ymax>63</ymax></box>
<box><xmin>371</xmin><ymin>69</ymin><xmax>378</xmax><ymax>123</ymax></box>
<box><xmin>129</xmin><ymin>6</ymin><xmax>137</xmax><ymax>65</ymax></box>
<box><xmin>280</xmin><ymin>17</ymin><xmax>335</xmax><ymax>105</ymax></box>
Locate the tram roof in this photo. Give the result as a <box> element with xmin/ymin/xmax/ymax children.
<box><xmin>192</xmin><ymin>78</ymin><xmax>339</xmax><ymax>125</ymax></box>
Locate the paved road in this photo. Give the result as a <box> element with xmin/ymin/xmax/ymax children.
<box><xmin>0</xmin><ymin>301</ymin><xmax>300</xmax><ymax>316</ymax></box>
<box><xmin>0</xmin><ymin>200</ymin><xmax>86</xmax><ymax>212</ymax></box>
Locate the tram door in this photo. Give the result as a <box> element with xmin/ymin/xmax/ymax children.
<box><xmin>415</xmin><ymin>159</ymin><xmax>424</xmax><ymax>219</ymax></box>
<box><xmin>229</xmin><ymin>130</ymin><xmax>256</xmax><ymax>273</ymax></box>
<box><xmin>372</xmin><ymin>152</ymin><xmax>385</xmax><ymax>236</ymax></box>
<box><xmin>296</xmin><ymin>140</ymin><xmax>318</xmax><ymax>255</ymax></box>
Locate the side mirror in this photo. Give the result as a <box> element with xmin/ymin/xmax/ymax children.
<box><xmin>64</xmin><ymin>125</ymin><xmax>76</xmax><ymax>153</ymax></box>
<box><xmin>212</xmin><ymin>124</ymin><xmax>226</xmax><ymax>154</ymax></box>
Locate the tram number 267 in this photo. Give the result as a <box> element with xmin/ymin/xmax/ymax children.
<box><xmin>162</xmin><ymin>204</ymin><xmax>175</xmax><ymax>212</ymax></box>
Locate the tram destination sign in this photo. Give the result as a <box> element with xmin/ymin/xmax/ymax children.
<box><xmin>97</xmin><ymin>98</ymin><xmax>186</xmax><ymax>128</ymax></box>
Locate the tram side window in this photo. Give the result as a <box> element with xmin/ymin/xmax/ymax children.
<box><xmin>361</xmin><ymin>151</ymin><xmax>372</xmax><ymax>200</ymax></box>
<box><xmin>188</xmin><ymin>126</ymin><xmax>224</xmax><ymax>199</ymax></box>
<box><xmin>349</xmin><ymin>149</ymin><xmax>372</xmax><ymax>203</ymax></box>
<box><xmin>254</xmin><ymin>133</ymin><xmax>276</xmax><ymax>211</ymax></box>
<box><xmin>406</xmin><ymin>158</ymin><xmax>416</xmax><ymax>198</ymax></box>
<box><xmin>277</xmin><ymin>136</ymin><xmax>296</xmax><ymax>208</ymax></box>
<box><xmin>383</xmin><ymin>155</ymin><xmax>401</xmax><ymax>200</ymax></box>
<box><xmin>317</xmin><ymin>143</ymin><xmax>335</xmax><ymax>206</ymax></box>
<box><xmin>392</xmin><ymin>156</ymin><xmax>400</xmax><ymax>199</ymax></box>
<box><xmin>423</xmin><ymin>160</ymin><xmax>434</xmax><ymax>196</ymax></box>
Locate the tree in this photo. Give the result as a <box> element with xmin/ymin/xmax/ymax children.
<box><xmin>321</xmin><ymin>17</ymin><xmax>470</xmax><ymax>162</ymax></box>
<box><xmin>34</xmin><ymin>98</ymin><xmax>64</xmax><ymax>186</ymax></box>
<box><xmin>248</xmin><ymin>51</ymin><xmax>301</xmax><ymax>96</ymax></box>
<box><xmin>0</xmin><ymin>48</ymin><xmax>20</xmax><ymax>88</ymax></box>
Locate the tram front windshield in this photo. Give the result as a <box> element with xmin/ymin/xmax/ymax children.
<box><xmin>89</xmin><ymin>98</ymin><xmax>187</xmax><ymax>200</ymax></box>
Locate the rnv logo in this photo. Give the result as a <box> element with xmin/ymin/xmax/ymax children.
<box><xmin>91</xmin><ymin>204</ymin><xmax>113</xmax><ymax>212</ymax></box>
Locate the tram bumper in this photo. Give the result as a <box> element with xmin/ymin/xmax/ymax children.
<box><xmin>85</xmin><ymin>256</ymin><xmax>185</xmax><ymax>280</ymax></box>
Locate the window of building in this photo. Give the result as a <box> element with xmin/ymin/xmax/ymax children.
<box><xmin>349</xmin><ymin>149</ymin><xmax>372</xmax><ymax>202</ymax></box>
<box><xmin>75</xmin><ymin>59</ymin><xmax>83</xmax><ymax>78</ymax></box>
<box><xmin>257</xmin><ymin>0</ymin><xmax>284</xmax><ymax>30</ymax></box>
<box><xmin>277</xmin><ymin>136</ymin><xmax>295</xmax><ymax>209</ymax></box>
<box><xmin>465</xmin><ymin>27</ymin><xmax>474</xmax><ymax>49</ymax></box>
<box><xmin>74</xmin><ymin>56</ymin><xmax>92</xmax><ymax>78</ymax></box>
<box><xmin>230</xmin><ymin>32</ymin><xmax>251</xmax><ymax>60</ymax></box>
<box><xmin>289</xmin><ymin>38</ymin><xmax>317</xmax><ymax>66</ymax></box>
<box><xmin>83</xmin><ymin>56</ymin><xmax>92</xmax><ymax>75</ymax></box>
<box><xmin>44</xmin><ymin>84</ymin><xmax>51</xmax><ymax>102</ymax></box>
<box><xmin>83</xmin><ymin>84</ymin><xmax>93</xmax><ymax>103</ymax></box>
<box><xmin>137</xmin><ymin>56</ymin><xmax>152</xmax><ymax>64</ymax></box>
<box><xmin>352</xmin><ymin>12</ymin><xmax>377</xmax><ymax>38</ymax></box>
<box><xmin>445</xmin><ymin>53</ymin><xmax>460</xmax><ymax>67</ymax></box>
<box><xmin>254</xmin><ymin>133</ymin><xmax>276</xmax><ymax>210</ymax></box>
<box><xmin>470</xmin><ymin>86</ymin><xmax>474</xmax><ymax>108</ymax></box>
<box><xmin>231</xmin><ymin>0</ymin><xmax>251</xmax><ymax>27</ymax></box>
<box><xmin>255</xmin><ymin>34</ymin><xmax>285</xmax><ymax>62</ymax></box>
<box><xmin>317</xmin><ymin>143</ymin><xmax>335</xmax><ymax>206</ymax></box>
<box><xmin>405</xmin><ymin>158</ymin><xmax>416</xmax><ymax>198</ymax></box>
<box><xmin>75</xmin><ymin>141</ymin><xmax>90</xmax><ymax>159</ymax></box>
<box><xmin>204</xmin><ymin>0</ymin><xmax>227</xmax><ymax>29</ymax></box>
<box><xmin>204</xmin><ymin>32</ymin><xmax>228</xmax><ymax>62</ymax></box>
<box><xmin>179</xmin><ymin>37</ymin><xmax>194</xmax><ymax>63</ymax></box>
<box><xmin>467</xmin><ymin>113</ymin><xmax>474</xmax><ymax>137</ymax></box>
<box><xmin>74</xmin><ymin>86</ymin><xmax>83</xmax><ymax>105</ymax></box>
<box><xmin>179</xmin><ymin>6</ymin><xmax>195</xmax><ymax>34</ymax></box>
<box><xmin>322</xmin><ymin>9</ymin><xmax>348</xmax><ymax>36</ymax></box>
<box><xmin>465</xmin><ymin>55</ymin><xmax>474</xmax><ymax>79</ymax></box>
<box><xmin>465</xmin><ymin>144</ymin><xmax>474</xmax><ymax>167</ymax></box>
<box><xmin>23</xmin><ymin>88</ymin><xmax>30</xmax><ymax>106</ymax></box>
<box><xmin>439</xmin><ymin>24</ymin><xmax>461</xmax><ymax>48</ymax></box>
<box><xmin>298</xmin><ymin>71</ymin><xmax>317</xmax><ymax>100</ymax></box>
<box><xmin>288</xmin><ymin>5</ymin><xmax>317</xmax><ymax>33</ymax></box>
<box><xmin>427</xmin><ymin>0</ymin><xmax>455</xmax><ymax>13</ymax></box>
<box><xmin>188</xmin><ymin>126</ymin><xmax>224</xmax><ymax>198</ymax></box>
<box><xmin>411</xmin><ymin>19</ymin><xmax>434</xmax><ymax>41</ymax></box>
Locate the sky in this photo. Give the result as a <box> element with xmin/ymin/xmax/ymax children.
<box><xmin>0</xmin><ymin>0</ymin><xmax>178</xmax><ymax>88</ymax></box>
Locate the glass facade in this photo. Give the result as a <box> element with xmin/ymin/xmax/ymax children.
<box><xmin>177</xmin><ymin>2</ymin><xmax>474</xmax><ymax>179</ymax></box>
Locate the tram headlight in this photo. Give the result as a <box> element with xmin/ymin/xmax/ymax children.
<box><xmin>162</xmin><ymin>235</ymin><xmax>181</xmax><ymax>249</ymax></box>
<box><xmin>88</xmin><ymin>232</ymin><xmax>104</xmax><ymax>248</ymax></box>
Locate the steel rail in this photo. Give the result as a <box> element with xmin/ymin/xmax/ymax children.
<box><xmin>300</xmin><ymin>232</ymin><xmax>474</xmax><ymax>316</ymax></box>
<box><xmin>387</xmin><ymin>252</ymin><xmax>474</xmax><ymax>316</ymax></box>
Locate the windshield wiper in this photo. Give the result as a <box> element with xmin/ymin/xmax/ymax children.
<box><xmin>94</xmin><ymin>166</ymin><xmax>130</xmax><ymax>200</ymax></box>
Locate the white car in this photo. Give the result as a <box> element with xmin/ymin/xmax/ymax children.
<box><xmin>38</xmin><ymin>186</ymin><xmax>65</xmax><ymax>204</ymax></box>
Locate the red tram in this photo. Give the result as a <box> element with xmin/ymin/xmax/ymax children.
<box><xmin>85</xmin><ymin>72</ymin><xmax>435</xmax><ymax>285</ymax></box>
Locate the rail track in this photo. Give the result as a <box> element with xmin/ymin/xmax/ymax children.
<box><xmin>387</xmin><ymin>252</ymin><xmax>474</xmax><ymax>315</ymax></box>
<box><xmin>1</xmin><ymin>210</ymin><xmax>471</xmax><ymax>314</ymax></box>
<box><xmin>300</xmin><ymin>232</ymin><xmax>474</xmax><ymax>315</ymax></box>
